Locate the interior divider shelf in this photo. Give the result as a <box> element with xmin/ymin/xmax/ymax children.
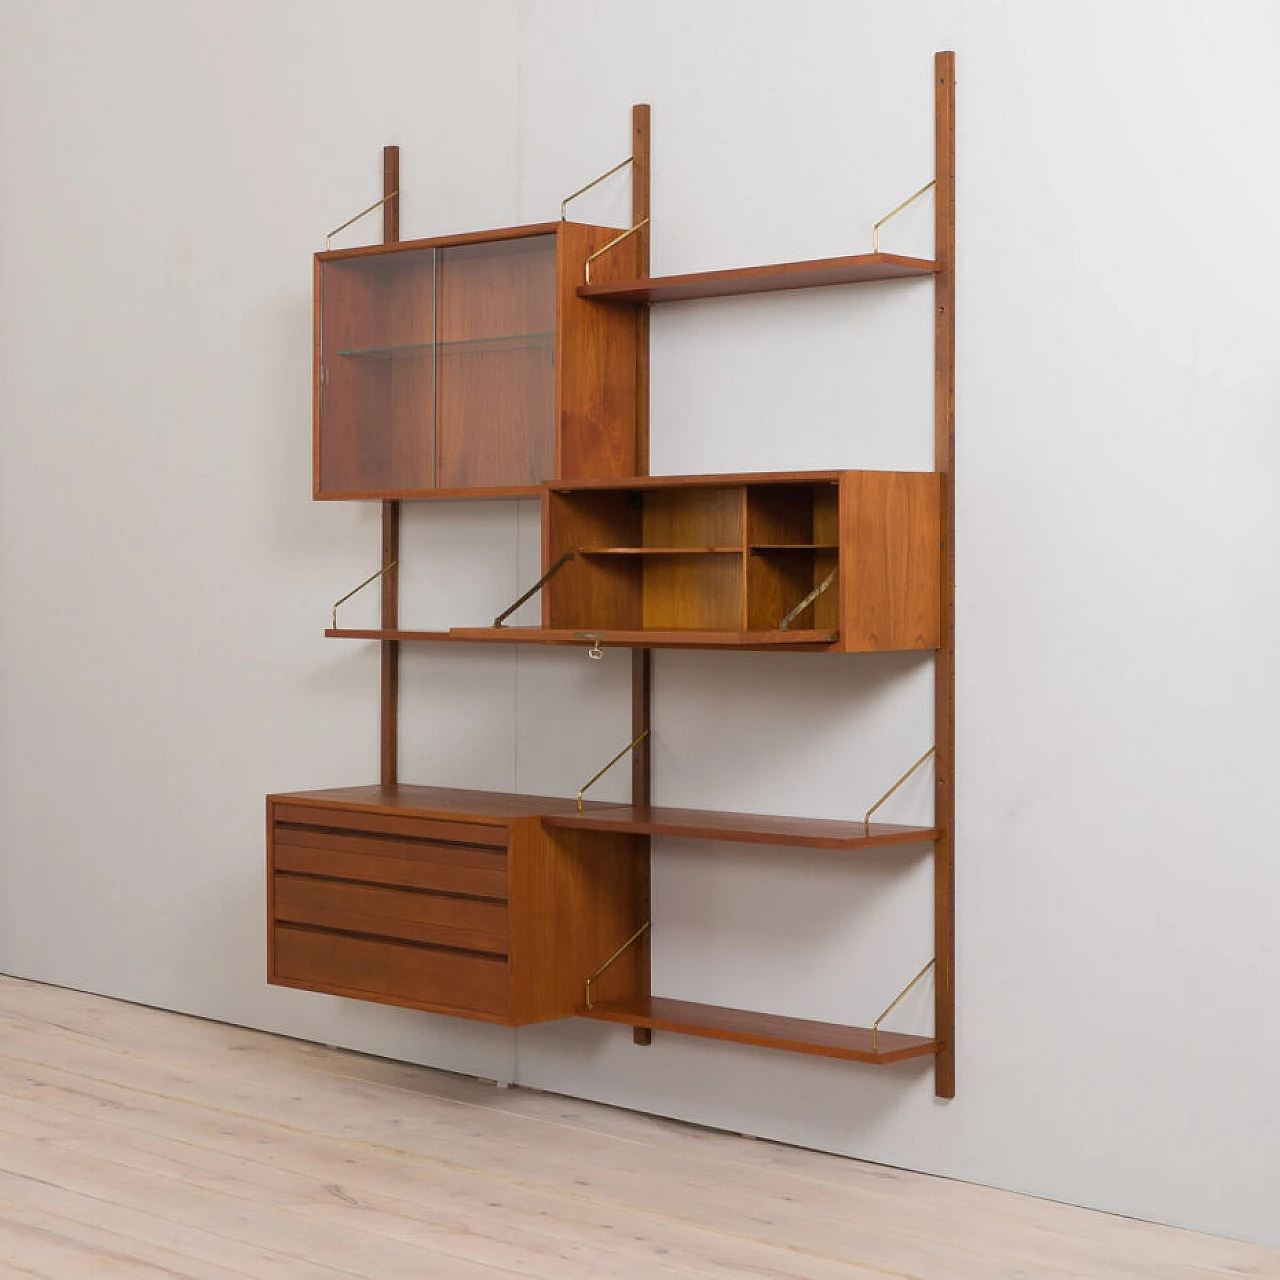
<box><xmin>338</xmin><ymin>331</ymin><xmax>556</xmax><ymax>359</ymax></box>
<box><xmin>577</xmin><ymin>252</ymin><xmax>937</xmax><ymax>304</ymax></box>
<box><xmin>543</xmin><ymin>803</ymin><xmax>937</xmax><ymax>850</ymax></box>
<box><xmin>579</xmin><ymin>546</ymin><xmax>743</xmax><ymax>556</ymax></box>
<box><xmin>578</xmin><ymin>996</ymin><xmax>941</xmax><ymax>1065</ymax></box>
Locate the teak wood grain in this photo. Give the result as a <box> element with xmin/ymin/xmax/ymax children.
<box><xmin>577</xmin><ymin>252</ymin><xmax>937</xmax><ymax>303</ymax></box>
<box><xmin>837</xmin><ymin>471</ymin><xmax>941</xmax><ymax>651</ymax></box>
<box><xmin>579</xmin><ymin>997</ymin><xmax>941</xmax><ymax>1065</ymax></box>
<box><xmin>313</xmin><ymin>223</ymin><xmax>639</xmax><ymax>499</ymax></box>
<box><xmin>535</xmin><ymin>471</ymin><xmax>939</xmax><ymax>651</ymax></box>
<box><xmin>379</xmin><ymin>149</ymin><xmax>400</xmax><ymax>796</ymax></box>
<box><xmin>273</xmin><ymin>925</ymin><xmax>510</xmax><ymax>1020</ymax></box>
<box><xmin>933</xmin><ymin>49</ymin><xmax>957</xmax><ymax>1100</ymax></box>
<box><xmin>434</xmin><ymin>236</ymin><xmax>557</xmax><ymax>489</ymax></box>
<box><xmin>543</xmin><ymin>805</ymin><xmax>937</xmax><ymax>851</ymax></box>
<box><xmin>268</xmin><ymin>789</ymin><xmax>646</xmax><ymax>1027</ymax></box>
<box><xmin>274</xmin><ymin>874</ymin><xmax>508</xmax><ymax>955</ymax></box>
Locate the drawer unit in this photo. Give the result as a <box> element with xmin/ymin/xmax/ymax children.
<box><xmin>267</xmin><ymin>786</ymin><xmax>646</xmax><ymax>1026</ymax></box>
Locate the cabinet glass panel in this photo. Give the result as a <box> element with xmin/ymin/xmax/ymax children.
<box><xmin>316</xmin><ymin>235</ymin><xmax>558</xmax><ymax>495</ymax></box>
<box><xmin>435</xmin><ymin>236</ymin><xmax>556</xmax><ymax>489</ymax></box>
<box><xmin>317</xmin><ymin>245</ymin><xmax>438</xmax><ymax>495</ymax></box>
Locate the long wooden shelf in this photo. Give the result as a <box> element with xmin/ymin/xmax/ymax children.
<box><xmin>577</xmin><ymin>253</ymin><xmax>937</xmax><ymax>304</ymax></box>
<box><xmin>327</xmin><ymin>627</ymin><xmax>839</xmax><ymax>651</ymax></box>
<box><xmin>544</xmin><ymin>804</ymin><xmax>936</xmax><ymax>850</ymax></box>
<box><xmin>270</xmin><ymin>786</ymin><xmax>935</xmax><ymax>853</ymax></box>
<box><xmin>579</xmin><ymin>996</ymin><xmax>940</xmax><ymax>1065</ymax></box>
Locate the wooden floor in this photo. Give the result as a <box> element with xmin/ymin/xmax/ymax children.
<box><xmin>0</xmin><ymin>977</ymin><xmax>1275</xmax><ymax>1279</ymax></box>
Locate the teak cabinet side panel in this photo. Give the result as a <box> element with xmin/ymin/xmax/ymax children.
<box><xmin>507</xmin><ymin>822</ymin><xmax>647</xmax><ymax>1023</ymax></box>
<box><xmin>556</xmin><ymin>223</ymin><xmax>640</xmax><ymax>481</ymax></box>
<box><xmin>838</xmin><ymin>471</ymin><xmax>941</xmax><ymax>652</ymax></box>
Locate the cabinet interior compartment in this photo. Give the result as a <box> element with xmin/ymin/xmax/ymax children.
<box><xmin>317</xmin><ymin>246</ymin><xmax>438</xmax><ymax>494</ymax></box>
<box><xmin>746</xmin><ymin>482</ymin><xmax>840</xmax><ymax>631</ymax></box>
<box><xmin>545</xmin><ymin>485</ymin><xmax>748</xmax><ymax>631</ymax></box>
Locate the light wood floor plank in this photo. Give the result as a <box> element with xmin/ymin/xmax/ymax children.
<box><xmin>0</xmin><ymin>1065</ymin><xmax>884</xmax><ymax>1280</ymax></box>
<box><xmin>0</xmin><ymin>977</ymin><xmax>1276</xmax><ymax>1279</ymax></box>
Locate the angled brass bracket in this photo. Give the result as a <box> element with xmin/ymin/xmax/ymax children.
<box><xmin>325</xmin><ymin>191</ymin><xmax>400</xmax><ymax>250</ymax></box>
<box><xmin>871</xmin><ymin>179</ymin><xmax>936</xmax><ymax>253</ymax></box>
<box><xmin>864</xmin><ymin>746</ymin><xmax>935</xmax><ymax>834</ymax></box>
<box><xmin>584</xmin><ymin>921</ymin><xmax>650</xmax><ymax>1009</ymax></box>
<box><xmin>585</xmin><ymin>218</ymin><xmax>650</xmax><ymax>285</ymax></box>
<box><xmin>331</xmin><ymin>561</ymin><xmax>398</xmax><ymax>629</ymax></box>
<box><xmin>871</xmin><ymin>958</ymin><xmax>936</xmax><ymax>1054</ymax></box>
<box><xmin>562</xmin><ymin>156</ymin><xmax>633</xmax><ymax>221</ymax></box>
<box><xmin>577</xmin><ymin>730</ymin><xmax>650</xmax><ymax>813</ymax></box>
<box><xmin>493</xmin><ymin>549</ymin><xmax>576</xmax><ymax>627</ymax></box>
<box><xmin>778</xmin><ymin>567</ymin><xmax>838</xmax><ymax>631</ymax></box>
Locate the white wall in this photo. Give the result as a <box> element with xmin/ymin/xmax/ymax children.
<box><xmin>512</xmin><ymin>0</ymin><xmax>1280</xmax><ymax>1249</ymax></box>
<box><xmin>0</xmin><ymin>0</ymin><xmax>526</xmax><ymax>1080</ymax></box>
<box><xmin>2</xmin><ymin>0</ymin><xmax>1279</xmax><ymax>1252</ymax></box>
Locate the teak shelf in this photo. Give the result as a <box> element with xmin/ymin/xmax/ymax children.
<box><xmin>576</xmin><ymin>252</ymin><xmax>937</xmax><ymax>304</ymax></box>
<box><xmin>270</xmin><ymin>54</ymin><xmax>956</xmax><ymax>1096</ymax></box>
<box><xmin>579</xmin><ymin>997</ymin><xmax>941</xmax><ymax>1065</ymax></box>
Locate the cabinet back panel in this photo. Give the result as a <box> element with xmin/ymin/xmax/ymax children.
<box><xmin>643</xmin><ymin>555</ymin><xmax>745</xmax><ymax>630</ymax></box>
<box><xmin>546</xmin><ymin>556</ymin><xmax>644</xmax><ymax>630</ymax></box>
<box><xmin>435</xmin><ymin>237</ymin><xmax>557</xmax><ymax>489</ymax></box>
<box><xmin>436</xmin><ymin>344</ymin><xmax>555</xmax><ymax>488</ymax></box>
<box><xmin>748</xmin><ymin>545</ymin><xmax>841</xmax><ymax>631</ymax></box>
<box><xmin>746</xmin><ymin>484</ymin><xmax>818</xmax><ymax>545</ymax></box>
<box><xmin>436</xmin><ymin>238</ymin><xmax>556</xmax><ymax>340</ymax></box>
<box><xmin>642</xmin><ymin>488</ymin><xmax>744</xmax><ymax>548</ymax></box>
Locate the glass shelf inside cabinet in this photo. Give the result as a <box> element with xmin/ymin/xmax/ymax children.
<box><xmin>338</xmin><ymin>331</ymin><xmax>557</xmax><ymax>359</ymax></box>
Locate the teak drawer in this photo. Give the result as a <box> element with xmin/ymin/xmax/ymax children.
<box><xmin>273</xmin><ymin>824</ymin><xmax>508</xmax><ymax>900</ymax></box>
<box><xmin>274</xmin><ymin>925</ymin><xmax>508</xmax><ymax>1018</ymax></box>
<box><xmin>274</xmin><ymin>875</ymin><xmax>507</xmax><ymax>956</ymax></box>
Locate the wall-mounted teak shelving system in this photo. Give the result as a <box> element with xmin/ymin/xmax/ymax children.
<box><xmin>268</xmin><ymin>51</ymin><xmax>955</xmax><ymax>1096</ymax></box>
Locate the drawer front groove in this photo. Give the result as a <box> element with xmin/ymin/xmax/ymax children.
<box><xmin>272</xmin><ymin>805</ymin><xmax>505</xmax><ymax>847</ymax></box>
<box><xmin>273</xmin><ymin>924</ymin><xmax>508</xmax><ymax>1017</ymax></box>
<box><xmin>274</xmin><ymin>874</ymin><xmax>508</xmax><ymax>955</ymax></box>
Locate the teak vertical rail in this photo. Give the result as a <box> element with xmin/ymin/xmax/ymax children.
<box><xmin>933</xmin><ymin>51</ymin><xmax>956</xmax><ymax>1099</ymax></box>
<box><xmin>381</xmin><ymin>146</ymin><xmax>401</xmax><ymax>787</ymax></box>
<box><xmin>630</xmin><ymin>104</ymin><xmax>654</xmax><ymax>1047</ymax></box>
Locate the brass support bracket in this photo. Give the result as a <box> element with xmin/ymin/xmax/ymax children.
<box><xmin>871</xmin><ymin>958</ymin><xmax>936</xmax><ymax>1055</ymax></box>
<box><xmin>864</xmin><ymin>746</ymin><xmax>935</xmax><ymax>834</ymax></box>
<box><xmin>325</xmin><ymin>190</ymin><xmax>400</xmax><ymax>250</ymax></box>
<box><xmin>871</xmin><ymin>179</ymin><xmax>936</xmax><ymax>253</ymax></box>
<box><xmin>577</xmin><ymin>730</ymin><xmax>650</xmax><ymax>813</ymax></box>
<box><xmin>493</xmin><ymin>549</ymin><xmax>576</xmax><ymax>627</ymax></box>
<box><xmin>778</xmin><ymin>567</ymin><xmax>838</xmax><ymax>631</ymax></box>
<box><xmin>561</xmin><ymin>156</ymin><xmax>633</xmax><ymax>221</ymax></box>
<box><xmin>585</xmin><ymin>218</ymin><xmax>650</xmax><ymax>285</ymax></box>
<box><xmin>584</xmin><ymin>921</ymin><xmax>651</xmax><ymax>1009</ymax></box>
<box><xmin>331</xmin><ymin>560</ymin><xmax>398</xmax><ymax>629</ymax></box>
